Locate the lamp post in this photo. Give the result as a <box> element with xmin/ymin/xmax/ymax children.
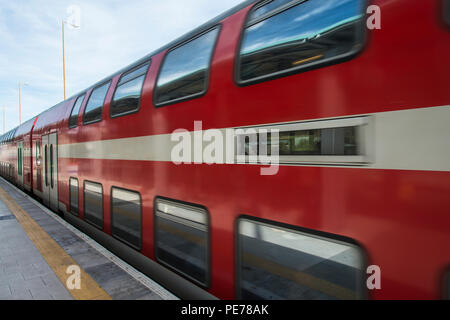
<box><xmin>62</xmin><ymin>19</ymin><xmax>80</xmax><ymax>100</ymax></box>
<box><xmin>18</xmin><ymin>82</ymin><xmax>28</xmax><ymax>125</ymax></box>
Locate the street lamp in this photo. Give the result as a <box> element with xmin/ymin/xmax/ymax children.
<box><xmin>18</xmin><ymin>82</ymin><xmax>29</xmax><ymax>124</ymax></box>
<box><xmin>62</xmin><ymin>18</ymin><xmax>80</xmax><ymax>100</ymax></box>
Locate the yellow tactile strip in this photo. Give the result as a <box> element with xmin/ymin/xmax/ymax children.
<box><xmin>0</xmin><ymin>186</ymin><xmax>112</xmax><ymax>300</ymax></box>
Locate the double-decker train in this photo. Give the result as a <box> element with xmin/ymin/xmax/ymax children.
<box><xmin>1</xmin><ymin>0</ymin><xmax>450</xmax><ymax>299</ymax></box>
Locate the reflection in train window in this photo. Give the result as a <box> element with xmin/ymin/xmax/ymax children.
<box><xmin>83</xmin><ymin>82</ymin><xmax>111</xmax><ymax>124</ymax></box>
<box><xmin>111</xmin><ymin>188</ymin><xmax>142</xmax><ymax>250</ymax></box>
<box><xmin>69</xmin><ymin>178</ymin><xmax>79</xmax><ymax>216</ymax></box>
<box><xmin>69</xmin><ymin>95</ymin><xmax>85</xmax><ymax>128</ymax></box>
<box><xmin>111</xmin><ymin>62</ymin><xmax>150</xmax><ymax>117</ymax></box>
<box><xmin>154</xmin><ymin>28</ymin><xmax>220</xmax><ymax>106</ymax></box>
<box><xmin>154</xmin><ymin>198</ymin><xmax>209</xmax><ymax>286</ymax></box>
<box><xmin>238</xmin><ymin>0</ymin><xmax>366</xmax><ymax>83</ymax></box>
<box><xmin>237</xmin><ymin>219</ymin><xmax>365</xmax><ymax>300</ymax></box>
<box><xmin>241</xmin><ymin>127</ymin><xmax>357</xmax><ymax>157</ymax></box>
<box><xmin>84</xmin><ymin>181</ymin><xmax>103</xmax><ymax>229</ymax></box>
<box><xmin>248</xmin><ymin>0</ymin><xmax>293</xmax><ymax>22</ymax></box>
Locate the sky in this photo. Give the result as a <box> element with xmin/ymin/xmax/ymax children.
<box><xmin>0</xmin><ymin>0</ymin><xmax>244</xmax><ymax>133</ymax></box>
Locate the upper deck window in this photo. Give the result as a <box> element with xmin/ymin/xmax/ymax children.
<box><xmin>154</xmin><ymin>27</ymin><xmax>220</xmax><ymax>107</ymax></box>
<box><xmin>83</xmin><ymin>81</ymin><xmax>111</xmax><ymax>125</ymax></box>
<box><xmin>69</xmin><ymin>95</ymin><xmax>85</xmax><ymax>128</ymax></box>
<box><xmin>111</xmin><ymin>62</ymin><xmax>150</xmax><ymax>117</ymax></box>
<box><xmin>238</xmin><ymin>0</ymin><xmax>366</xmax><ymax>84</ymax></box>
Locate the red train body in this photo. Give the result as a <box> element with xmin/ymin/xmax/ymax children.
<box><xmin>1</xmin><ymin>0</ymin><xmax>450</xmax><ymax>300</ymax></box>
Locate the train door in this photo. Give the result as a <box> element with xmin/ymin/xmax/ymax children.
<box><xmin>17</xmin><ymin>140</ymin><xmax>24</xmax><ymax>188</ymax></box>
<box><xmin>42</xmin><ymin>133</ymin><xmax>58</xmax><ymax>211</ymax></box>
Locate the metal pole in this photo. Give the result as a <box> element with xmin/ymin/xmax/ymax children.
<box><xmin>62</xmin><ymin>20</ymin><xmax>67</xmax><ymax>100</ymax></box>
<box><xmin>2</xmin><ymin>106</ymin><xmax>5</xmax><ymax>134</ymax></box>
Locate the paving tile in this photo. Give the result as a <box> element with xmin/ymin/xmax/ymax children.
<box><xmin>0</xmin><ymin>272</ymin><xmax>23</xmax><ymax>286</ymax></box>
<box><xmin>0</xmin><ymin>285</ymin><xmax>11</xmax><ymax>299</ymax></box>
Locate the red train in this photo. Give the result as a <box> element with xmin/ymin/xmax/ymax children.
<box><xmin>1</xmin><ymin>0</ymin><xmax>450</xmax><ymax>299</ymax></box>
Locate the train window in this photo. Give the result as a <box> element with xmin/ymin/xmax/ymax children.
<box><xmin>444</xmin><ymin>0</ymin><xmax>450</xmax><ymax>27</ymax></box>
<box><xmin>50</xmin><ymin>145</ymin><xmax>54</xmax><ymax>188</ymax></box>
<box><xmin>84</xmin><ymin>181</ymin><xmax>104</xmax><ymax>229</ymax></box>
<box><xmin>236</xmin><ymin>116</ymin><xmax>372</xmax><ymax>165</ymax></box>
<box><xmin>237</xmin><ymin>0</ymin><xmax>366</xmax><ymax>84</ymax></box>
<box><xmin>154</xmin><ymin>198</ymin><xmax>209</xmax><ymax>286</ymax></box>
<box><xmin>111</xmin><ymin>188</ymin><xmax>142</xmax><ymax>250</ymax></box>
<box><xmin>44</xmin><ymin>145</ymin><xmax>48</xmax><ymax>186</ymax></box>
<box><xmin>69</xmin><ymin>95</ymin><xmax>85</xmax><ymax>128</ymax></box>
<box><xmin>36</xmin><ymin>141</ymin><xmax>41</xmax><ymax>166</ymax></box>
<box><xmin>69</xmin><ymin>178</ymin><xmax>79</xmax><ymax>216</ymax></box>
<box><xmin>83</xmin><ymin>82</ymin><xmax>111</xmax><ymax>125</ymax></box>
<box><xmin>237</xmin><ymin>218</ymin><xmax>366</xmax><ymax>300</ymax></box>
<box><xmin>154</xmin><ymin>27</ymin><xmax>220</xmax><ymax>107</ymax></box>
<box><xmin>110</xmin><ymin>61</ymin><xmax>150</xmax><ymax>117</ymax></box>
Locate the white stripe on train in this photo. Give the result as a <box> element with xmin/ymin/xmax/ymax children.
<box><xmin>58</xmin><ymin>105</ymin><xmax>450</xmax><ymax>172</ymax></box>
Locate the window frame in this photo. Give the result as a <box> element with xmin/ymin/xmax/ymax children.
<box><xmin>234</xmin><ymin>0</ymin><xmax>369</xmax><ymax>86</ymax></box>
<box><xmin>235</xmin><ymin>215</ymin><xmax>368</xmax><ymax>300</ymax></box>
<box><xmin>153</xmin><ymin>25</ymin><xmax>222</xmax><ymax>108</ymax></box>
<box><xmin>234</xmin><ymin>115</ymin><xmax>374</xmax><ymax>165</ymax></box>
<box><xmin>110</xmin><ymin>186</ymin><xmax>143</xmax><ymax>251</ymax></box>
<box><xmin>110</xmin><ymin>60</ymin><xmax>151</xmax><ymax>119</ymax></box>
<box><xmin>68</xmin><ymin>94</ymin><xmax>86</xmax><ymax>129</ymax></box>
<box><xmin>153</xmin><ymin>196</ymin><xmax>211</xmax><ymax>288</ymax></box>
<box><xmin>69</xmin><ymin>177</ymin><xmax>79</xmax><ymax>216</ymax></box>
<box><xmin>83</xmin><ymin>180</ymin><xmax>104</xmax><ymax>230</ymax></box>
<box><xmin>82</xmin><ymin>81</ymin><xmax>112</xmax><ymax>126</ymax></box>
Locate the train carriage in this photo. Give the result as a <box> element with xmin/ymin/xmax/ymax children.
<box><xmin>1</xmin><ymin>0</ymin><xmax>450</xmax><ymax>299</ymax></box>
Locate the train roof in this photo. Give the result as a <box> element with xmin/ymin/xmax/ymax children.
<box><xmin>13</xmin><ymin>116</ymin><xmax>38</xmax><ymax>139</ymax></box>
<box><xmin>0</xmin><ymin>127</ymin><xmax>18</xmax><ymax>144</ymax></box>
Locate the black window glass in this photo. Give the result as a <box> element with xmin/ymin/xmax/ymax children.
<box><xmin>83</xmin><ymin>82</ymin><xmax>110</xmax><ymax>124</ymax></box>
<box><xmin>155</xmin><ymin>28</ymin><xmax>219</xmax><ymax>105</ymax></box>
<box><xmin>69</xmin><ymin>95</ymin><xmax>85</xmax><ymax>128</ymax></box>
<box><xmin>238</xmin><ymin>219</ymin><xmax>365</xmax><ymax>300</ymax></box>
<box><xmin>239</xmin><ymin>0</ymin><xmax>365</xmax><ymax>82</ymax></box>
<box><xmin>50</xmin><ymin>145</ymin><xmax>53</xmax><ymax>188</ymax></box>
<box><xmin>111</xmin><ymin>188</ymin><xmax>142</xmax><ymax>249</ymax></box>
<box><xmin>70</xmin><ymin>178</ymin><xmax>79</xmax><ymax>215</ymax></box>
<box><xmin>44</xmin><ymin>146</ymin><xmax>48</xmax><ymax>186</ymax></box>
<box><xmin>111</xmin><ymin>62</ymin><xmax>149</xmax><ymax>117</ymax></box>
<box><xmin>155</xmin><ymin>199</ymin><xmax>209</xmax><ymax>286</ymax></box>
<box><xmin>444</xmin><ymin>0</ymin><xmax>450</xmax><ymax>27</ymax></box>
<box><xmin>84</xmin><ymin>182</ymin><xmax>103</xmax><ymax>229</ymax></box>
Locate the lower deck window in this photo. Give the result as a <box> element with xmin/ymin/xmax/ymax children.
<box><xmin>111</xmin><ymin>188</ymin><xmax>142</xmax><ymax>250</ymax></box>
<box><xmin>84</xmin><ymin>181</ymin><xmax>103</xmax><ymax>229</ymax></box>
<box><xmin>237</xmin><ymin>219</ymin><xmax>365</xmax><ymax>300</ymax></box>
<box><xmin>69</xmin><ymin>178</ymin><xmax>79</xmax><ymax>215</ymax></box>
<box><xmin>155</xmin><ymin>198</ymin><xmax>209</xmax><ymax>286</ymax></box>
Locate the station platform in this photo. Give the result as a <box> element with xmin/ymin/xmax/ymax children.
<box><xmin>0</xmin><ymin>178</ymin><xmax>178</xmax><ymax>300</ymax></box>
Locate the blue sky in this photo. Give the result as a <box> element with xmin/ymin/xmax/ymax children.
<box><xmin>0</xmin><ymin>0</ymin><xmax>244</xmax><ymax>132</ymax></box>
